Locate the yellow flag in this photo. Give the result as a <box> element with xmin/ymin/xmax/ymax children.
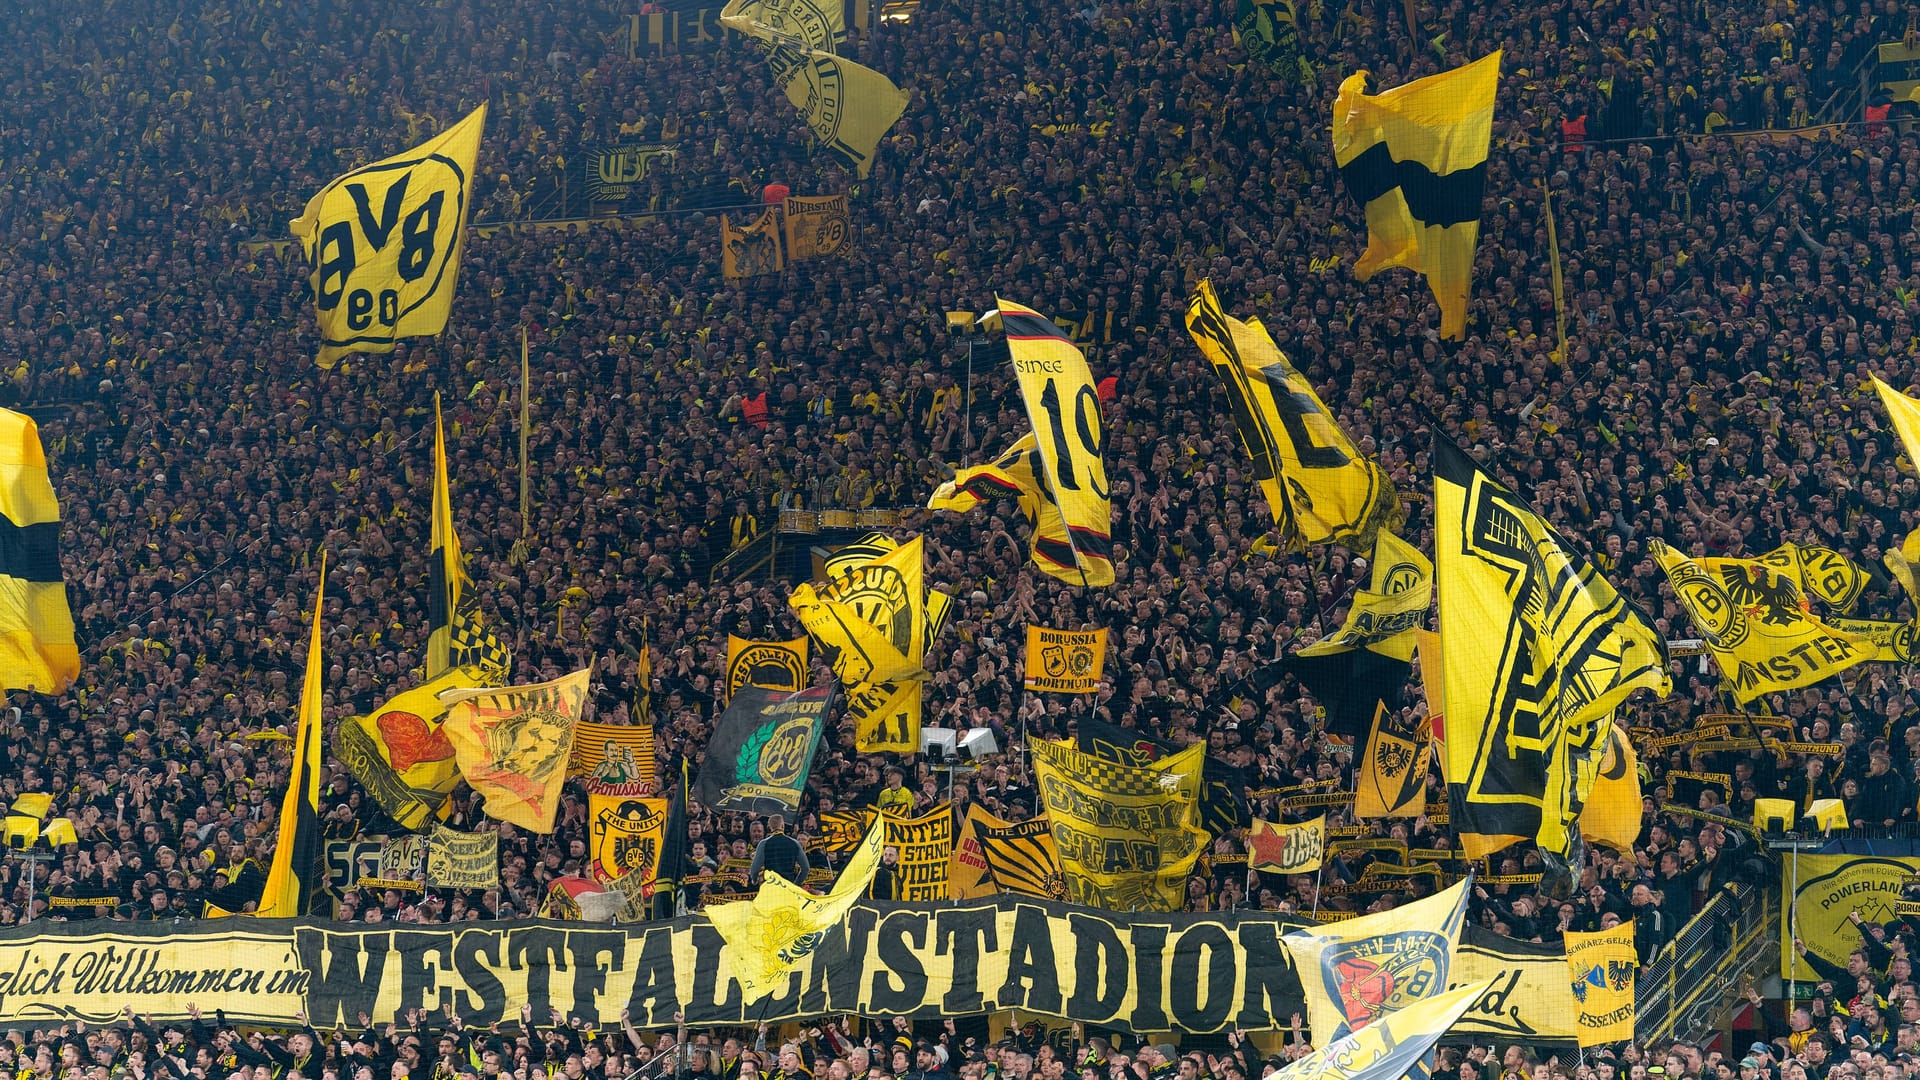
<box><xmin>998</xmin><ymin>298</ymin><xmax>1114</xmax><ymax>586</ymax></box>
<box><xmin>427</xmin><ymin>394</ymin><xmax>465</xmax><ymax>677</ymax></box>
<box><xmin>1332</xmin><ymin>53</ymin><xmax>1500</xmax><ymax>339</ymax></box>
<box><xmin>1282</xmin><ymin>879</ymin><xmax>1469</xmax><ymax>1044</ymax></box>
<box><xmin>1301</xmin><ymin>530</ymin><xmax>1431</xmax><ymax>661</ymax></box>
<box><xmin>1281</xmin><ymin>978</ymin><xmax>1496</xmax><ymax>1080</ymax></box>
<box><xmin>763</xmin><ymin>45</ymin><xmax>908</xmax><ymax>179</ymax></box>
<box><xmin>1354</xmin><ymin>705</ymin><xmax>1430</xmax><ymax>818</ymax></box>
<box><xmin>1022</xmin><ymin>626</ymin><xmax>1108</xmax><ymax>693</ymax></box>
<box><xmin>724</xmin><ymin>635</ymin><xmax>810</xmax><ymax>701</ymax></box>
<box><xmin>0</xmin><ymin>409</ymin><xmax>78</xmax><ymax>693</ymax></box>
<box><xmin>948</xmin><ymin>803</ymin><xmax>1008</xmax><ymax>899</ymax></box>
<box><xmin>335</xmin><ymin>667</ymin><xmax>484</xmax><ymax>831</ymax></box>
<box><xmin>1828</xmin><ymin>616</ymin><xmax>1918</xmax><ymax>663</ymax></box>
<box><xmin>929</xmin><ymin>432</ymin><xmax>1093</xmax><ymax>585</ymax></box>
<box><xmin>975</xmin><ymin>816</ymin><xmax>1066</xmax><ymax>900</ymax></box>
<box><xmin>721</xmin><ymin>208</ymin><xmax>785</xmax><ymax>279</ymax></box>
<box><xmin>1577</xmin><ymin>724</ymin><xmax>1642</xmax><ymax>853</ymax></box>
<box><xmin>1434</xmin><ymin>438</ymin><xmax>1668</xmax><ymax>859</ymax></box>
<box><xmin>790</xmin><ymin>536</ymin><xmax>927</xmax><ymax>683</ymax></box>
<box><xmin>1245</xmin><ymin>815</ymin><xmax>1326</xmax><ymax>873</ymax></box>
<box><xmin>1885</xmin><ymin>530</ymin><xmax>1920</xmax><ymax>605</ymax></box>
<box><xmin>291</xmin><ymin>104</ymin><xmax>486</xmax><ymax>367</ymax></box>
<box><xmin>588</xmin><ymin>792</ymin><xmax>668</xmax><ymax>884</ymax></box>
<box><xmin>1029</xmin><ymin>737</ymin><xmax>1206</xmax><ymax>912</ymax></box>
<box><xmin>848</xmin><ymin>679</ymin><xmax>920</xmax><ymax>752</ymax></box>
<box><xmin>719</xmin><ymin>0</ymin><xmax>844</xmax><ymax>49</ymax></box>
<box><xmin>441</xmin><ymin>668</ymin><xmax>592</xmax><ymax>833</ymax></box>
<box><xmin>1652</xmin><ymin>541</ymin><xmax>1867</xmax><ymax>704</ymax></box>
<box><xmin>1184</xmin><ymin>280</ymin><xmax>1401</xmax><ymax>551</ymax></box>
<box><xmin>783</xmin><ymin>194</ymin><xmax>851</xmax><ymax>260</ymax></box>
<box><xmin>706</xmin><ymin>819</ymin><xmax>884</xmax><ymax>1002</ymax></box>
<box><xmin>1565</xmin><ymin>924</ymin><xmax>1638</xmax><ymax>1046</ymax></box>
<box><xmin>258</xmin><ymin>554</ymin><xmax>327</xmax><ymax>918</ymax></box>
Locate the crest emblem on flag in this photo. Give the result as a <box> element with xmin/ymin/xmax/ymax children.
<box><xmin>1319</xmin><ymin>930</ymin><xmax>1449</xmax><ymax>1033</ymax></box>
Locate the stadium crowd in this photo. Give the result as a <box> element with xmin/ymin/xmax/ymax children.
<box><xmin>1</xmin><ymin>0</ymin><xmax>1920</xmax><ymax>1068</ymax></box>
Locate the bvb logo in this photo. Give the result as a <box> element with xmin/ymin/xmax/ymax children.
<box><xmin>1380</xmin><ymin>561</ymin><xmax>1423</xmax><ymax>595</ymax></box>
<box><xmin>596</xmin><ymin>799</ymin><xmax>662</xmax><ymax>879</ymax></box>
<box><xmin>729</xmin><ymin>644</ymin><xmax>805</xmax><ymax>697</ymax></box>
<box><xmin>1669</xmin><ymin>562</ymin><xmax>1748</xmax><ymax>648</ymax></box>
<box><xmin>1041</xmin><ymin>641</ymin><xmax>1095</xmax><ymax>680</ymax></box>
<box><xmin>311</xmin><ymin>155</ymin><xmax>467</xmax><ymax>345</ymax></box>
<box><xmin>835</xmin><ymin>566</ymin><xmax>912</xmax><ymax>654</ymax></box>
<box><xmin>756</xmin><ymin>717</ymin><xmax>818</xmax><ymax>787</ymax></box>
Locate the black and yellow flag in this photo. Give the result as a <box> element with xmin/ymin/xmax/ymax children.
<box><xmin>1565</xmin><ymin>925</ymin><xmax>1637</xmax><ymax>1046</ymax></box>
<box><xmin>1332</xmin><ymin>52</ymin><xmax>1499</xmax><ymax>340</ymax></box>
<box><xmin>791</xmin><ymin>535</ymin><xmax>928</xmax><ymax>684</ymax></box>
<box><xmin>719</xmin><ymin>0</ymin><xmax>844</xmax><ymax>49</ymax></box>
<box><xmin>1577</xmin><ymin>725</ymin><xmax>1642</xmax><ymax>854</ymax></box>
<box><xmin>725</xmin><ymin>635</ymin><xmax>810</xmax><ymax>701</ymax></box>
<box><xmin>335</xmin><ymin>668</ymin><xmax>479</xmax><ymax>830</ymax></box>
<box><xmin>1022</xmin><ymin>626</ymin><xmax>1107</xmax><ymax>693</ymax></box>
<box><xmin>427</xmin><ymin>394</ymin><xmax>465</xmax><ymax>677</ymax></box>
<box><xmin>1030</xmin><ymin>737</ymin><xmax>1206</xmax><ymax>912</ymax></box>
<box><xmin>0</xmin><ymin>409</ymin><xmax>78</xmax><ymax>694</ymax></box>
<box><xmin>1300</xmin><ymin>528</ymin><xmax>1430</xmax><ymax>661</ymax></box>
<box><xmin>999</xmin><ymin>297</ymin><xmax>1115</xmax><ymax>586</ymax></box>
<box><xmin>763</xmin><ymin>45</ymin><xmax>908</xmax><ymax>179</ymax></box>
<box><xmin>1653</xmin><ymin>542</ymin><xmax>1868</xmax><ymax>702</ymax></box>
<box><xmin>588</xmin><ymin>791</ymin><xmax>668</xmax><ymax>885</ymax></box>
<box><xmin>930</xmin><ymin>433</ymin><xmax>1093</xmax><ymax>585</ymax></box>
<box><xmin>783</xmin><ymin>195</ymin><xmax>850</xmax><ymax>260</ymax></box>
<box><xmin>1235</xmin><ymin>0</ymin><xmax>1309</xmax><ymax>83</ymax></box>
<box><xmin>1758</xmin><ymin>543</ymin><xmax>1870</xmax><ymax>611</ymax></box>
<box><xmin>1184</xmin><ymin>280</ymin><xmax>1400</xmax><ymax>552</ymax></box>
<box><xmin>721</xmin><ymin>209</ymin><xmax>785</xmax><ymax>279</ymax></box>
<box><xmin>291</xmin><ymin>104</ymin><xmax>486</xmax><ymax>367</ymax></box>
<box><xmin>848</xmin><ymin>679</ymin><xmax>921</xmax><ymax>753</ymax></box>
<box><xmin>258</xmin><ymin>554</ymin><xmax>328</xmax><ymax>917</ymax></box>
<box><xmin>1355</xmin><ymin>704</ymin><xmax>1430</xmax><ymax>818</ymax></box>
<box><xmin>1829</xmin><ymin>616</ymin><xmax>1918</xmax><ymax>663</ymax></box>
<box><xmin>976</xmin><ymin>816</ymin><xmax>1066</xmax><ymax>901</ymax></box>
<box><xmin>1434</xmin><ymin>437</ymin><xmax>1669</xmax><ymax>859</ymax></box>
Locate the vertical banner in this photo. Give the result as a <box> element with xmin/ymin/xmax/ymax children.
<box><xmin>1022</xmin><ymin>627</ymin><xmax>1108</xmax><ymax>693</ymax></box>
<box><xmin>720</xmin><ymin>208</ymin><xmax>785</xmax><ymax>278</ymax></box>
<box><xmin>568</xmin><ymin>719</ymin><xmax>658</xmax><ymax>793</ymax></box>
<box><xmin>884</xmin><ymin>806</ymin><xmax>953</xmax><ymax>900</ymax></box>
<box><xmin>1564</xmin><ymin>925</ymin><xmax>1637</xmax><ymax>1046</ymax></box>
<box><xmin>1354</xmin><ymin>705</ymin><xmax>1430</xmax><ymax>818</ymax></box>
<box><xmin>588</xmin><ymin>792</ymin><xmax>669</xmax><ymax>886</ymax></box>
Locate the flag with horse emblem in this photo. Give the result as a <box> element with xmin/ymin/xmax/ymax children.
<box><xmin>1282</xmin><ymin>878</ymin><xmax>1469</xmax><ymax>1044</ymax></box>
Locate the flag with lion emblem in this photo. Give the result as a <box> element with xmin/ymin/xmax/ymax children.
<box><xmin>706</xmin><ymin>817</ymin><xmax>884</xmax><ymax>1002</ymax></box>
<box><xmin>441</xmin><ymin>668</ymin><xmax>592</xmax><ymax>833</ymax></box>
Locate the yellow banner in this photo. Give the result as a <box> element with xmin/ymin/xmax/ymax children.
<box><xmin>976</xmin><ymin>816</ymin><xmax>1066</xmax><ymax>900</ymax></box>
<box><xmin>848</xmin><ymin>679</ymin><xmax>921</xmax><ymax>753</ymax></box>
<box><xmin>1331</xmin><ymin>54</ymin><xmax>1499</xmax><ymax>339</ymax></box>
<box><xmin>0</xmin><ymin>409</ymin><xmax>78</xmax><ymax>694</ymax></box>
<box><xmin>1354</xmin><ymin>706</ymin><xmax>1429</xmax><ymax>818</ymax></box>
<box><xmin>763</xmin><ymin>45</ymin><xmax>908</xmax><ymax>179</ymax></box>
<box><xmin>783</xmin><ymin>194</ymin><xmax>850</xmax><ymax>260</ymax></box>
<box><xmin>291</xmin><ymin>105</ymin><xmax>485</xmax><ymax>367</ymax></box>
<box><xmin>949</xmin><ymin>804</ymin><xmax>1008</xmax><ymax>899</ymax></box>
<box><xmin>1653</xmin><ymin>541</ymin><xmax>1868</xmax><ymax>703</ymax></box>
<box><xmin>1577</xmin><ymin>725</ymin><xmax>1641</xmax><ymax>853</ymax></box>
<box><xmin>1827</xmin><ymin>616</ymin><xmax>1917</xmax><ymax>663</ymax></box>
<box><xmin>424</xmin><ymin>825</ymin><xmax>499</xmax><ymax>890</ymax></box>
<box><xmin>336</xmin><ymin>668</ymin><xmax>478</xmax><ymax>831</ymax></box>
<box><xmin>725</xmin><ymin>635</ymin><xmax>810</xmax><ymax>700</ymax></box>
<box><xmin>442</xmin><ymin>668</ymin><xmax>593</xmax><ymax>833</ymax></box>
<box><xmin>998</xmin><ymin>297</ymin><xmax>1115</xmax><ymax>587</ymax></box>
<box><xmin>706</xmin><ymin>821</ymin><xmax>883</xmax><ymax>1002</ymax></box>
<box><xmin>1023</xmin><ymin>627</ymin><xmax>1108</xmax><ymax>692</ymax></box>
<box><xmin>1246</xmin><ymin>815</ymin><xmax>1326</xmax><ymax>874</ymax></box>
<box><xmin>1759</xmin><ymin>543</ymin><xmax>1870</xmax><ymax>611</ymax></box>
<box><xmin>929</xmin><ymin>432</ymin><xmax>1092</xmax><ymax>585</ymax></box>
<box><xmin>588</xmin><ymin>793</ymin><xmax>667</xmax><ymax>885</ymax></box>
<box><xmin>791</xmin><ymin>535</ymin><xmax>927</xmax><ymax>684</ymax></box>
<box><xmin>884</xmin><ymin>806</ymin><xmax>953</xmax><ymax>900</ymax></box>
<box><xmin>719</xmin><ymin>0</ymin><xmax>844</xmax><ymax>49</ymax></box>
<box><xmin>721</xmin><ymin>208</ymin><xmax>784</xmax><ymax>279</ymax></box>
<box><xmin>1782</xmin><ymin>855</ymin><xmax>1920</xmax><ymax>981</ymax></box>
<box><xmin>1565</xmin><ymin>924</ymin><xmax>1636</xmax><ymax>1046</ymax></box>
<box><xmin>1030</xmin><ymin>738</ymin><xmax>1206</xmax><ymax>912</ymax></box>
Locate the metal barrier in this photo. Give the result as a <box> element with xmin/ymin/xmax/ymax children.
<box><xmin>1636</xmin><ymin>881</ymin><xmax>1777</xmax><ymax>1044</ymax></box>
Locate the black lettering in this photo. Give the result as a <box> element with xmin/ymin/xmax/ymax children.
<box><xmin>296</xmin><ymin>930</ymin><xmax>392</xmax><ymax>1029</ymax></box>
<box><xmin>393</xmin><ymin>931</ymin><xmax>449</xmax><ymax>1017</ymax></box>
<box><xmin>451</xmin><ymin>931</ymin><xmax>507</xmax><ymax>1026</ymax></box>
<box><xmin>801</xmin><ymin>906</ymin><xmax>878</xmax><ymax>1016</ymax></box>
<box><xmin>626</xmin><ymin>924</ymin><xmax>680</xmax><ymax>1026</ymax></box>
<box><xmin>509</xmin><ymin>928</ymin><xmax>569</xmax><ymax>1020</ymax></box>
<box><xmin>347</xmin><ymin>176</ymin><xmax>410</xmax><ymax>251</ymax></box>
<box><xmin>1169</xmin><ymin>924</ymin><xmax>1234</xmax><ymax>1032</ymax></box>
<box><xmin>684</xmin><ymin>923</ymin><xmax>742</xmax><ymax>1024</ymax></box>
<box><xmin>315</xmin><ymin>222</ymin><xmax>356</xmax><ymax>310</ymax></box>
<box><xmin>565</xmin><ymin>931</ymin><xmax>625</xmax><ymax>1022</ymax></box>
<box><xmin>1128</xmin><ymin>924</ymin><xmax>1171</xmax><ymax>1032</ymax></box>
<box><xmin>398</xmin><ymin>192</ymin><xmax>443</xmax><ymax>282</ymax></box>
<box><xmin>994</xmin><ymin>905</ymin><xmax>1062</xmax><ymax>1014</ymax></box>
<box><xmin>936</xmin><ymin>906</ymin><xmax>998</xmax><ymax>1015</ymax></box>
<box><xmin>867</xmin><ymin>911</ymin><xmax>929</xmax><ymax>1014</ymax></box>
<box><xmin>1066</xmin><ymin>913</ymin><xmax>1128</xmax><ymax>1022</ymax></box>
<box><xmin>1233</xmin><ymin>923</ymin><xmax>1299</xmax><ymax>1030</ymax></box>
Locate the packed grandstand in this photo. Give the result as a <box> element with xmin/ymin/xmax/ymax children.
<box><xmin>1</xmin><ymin>0</ymin><xmax>1919</xmax><ymax>1073</ymax></box>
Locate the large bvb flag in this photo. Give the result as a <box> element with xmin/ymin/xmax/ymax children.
<box><xmin>258</xmin><ymin>554</ymin><xmax>328</xmax><ymax>917</ymax></box>
<box><xmin>0</xmin><ymin>409</ymin><xmax>78</xmax><ymax>693</ymax></box>
<box><xmin>1332</xmin><ymin>52</ymin><xmax>1500</xmax><ymax>340</ymax></box>
<box><xmin>1433</xmin><ymin>437</ymin><xmax>1668</xmax><ymax>859</ymax></box>
<box><xmin>1184</xmin><ymin>280</ymin><xmax>1400</xmax><ymax>552</ymax></box>
<box><xmin>291</xmin><ymin>104</ymin><xmax>486</xmax><ymax>367</ymax></box>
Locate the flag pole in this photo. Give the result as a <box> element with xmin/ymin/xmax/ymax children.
<box><xmin>520</xmin><ymin>325</ymin><xmax>532</xmax><ymax>537</ymax></box>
